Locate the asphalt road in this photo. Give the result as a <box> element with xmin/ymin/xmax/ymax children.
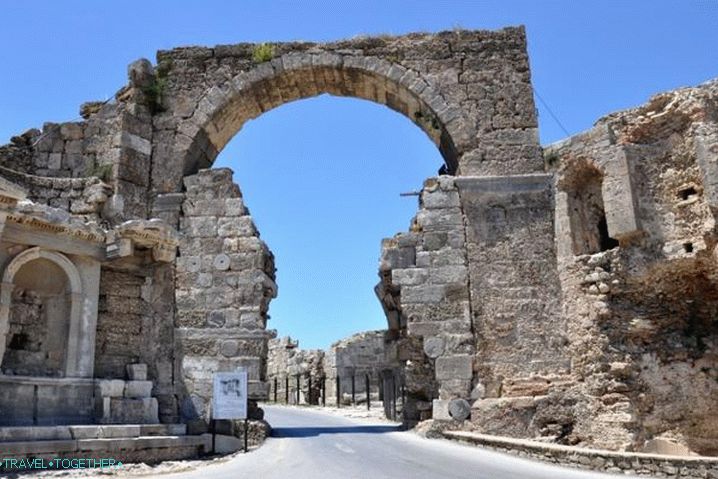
<box><xmin>163</xmin><ymin>405</ymin><xmax>635</xmax><ymax>479</ymax></box>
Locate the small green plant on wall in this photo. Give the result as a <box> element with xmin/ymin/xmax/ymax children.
<box><xmin>252</xmin><ymin>43</ymin><xmax>275</xmax><ymax>63</ymax></box>
<box><xmin>142</xmin><ymin>59</ymin><xmax>172</xmax><ymax>115</ymax></box>
<box><xmin>86</xmin><ymin>163</ymin><xmax>114</xmax><ymax>182</ymax></box>
<box><xmin>544</xmin><ymin>150</ymin><xmax>560</xmax><ymax>169</ymax></box>
<box><xmin>143</xmin><ymin>77</ymin><xmax>167</xmax><ymax>114</ymax></box>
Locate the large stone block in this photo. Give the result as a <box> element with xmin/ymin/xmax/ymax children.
<box><xmin>108</xmin><ymin>398</ymin><xmax>159</xmax><ymax>424</ymax></box>
<box><xmin>432</xmin><ymin>399</ymin><xmax>452</xmax><ymax>421</ymax></box>
<box><xmin>95</xmin><ymin>380</ymin><xmax>125</xmax><ymax>398</ymax></box>
<box><xmin>182</xmin><ymin>216</ymin><xmax>217</xmax><ymax>237</ymax></box>
<box><xmin>435</xmin><ymin>355</ymin><xmax>473</xmax><ymax>380</ymax></box>
<box><xmin>401</xmin><ymin>285</ymin><xmax>446</xmax><ymax>303</ymax></box>
<box><xmin>421</xmin><ymin>190</ymin><xmax>461</xmax><ymax>209</ymax></box>
<box><xmin>213</xmin><ymin>434</ymin><xmax>242</xmax><ymax>453</ymax></box>
<box><xmin>126</xmin><ymin>363</ymin><xmax>148</xmax><ymax>381</ymax></box>
<box><xmin>379</xmin><ymin>244</ymin><xmax>415</xmax><ymax>270</ymax></box>
<box><xmin>217</xmin><ymin>216</ymin><xmax>257</xmax><ymax>237</ymax></box>
<box><xmin>124</xmin><ymin>380</ymin><xmax>153</xmax><ymax>398</ymax></box>
<box><xmin>391</xmin><ymin>268</ymin><xmax>428</xmax><ymax>286</ymax></box>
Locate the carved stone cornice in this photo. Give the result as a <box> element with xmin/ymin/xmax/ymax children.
<box><xmin>107</xmin><ymin>218</ymin><xmax>179</xmax><ymax>263</ymax></box>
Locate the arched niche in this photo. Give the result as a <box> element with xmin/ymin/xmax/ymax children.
<box><xmin>0</xmin><ymin>247</ymin><xmax>87</xmax><ymax>378</ymax></box>
<box><xmin>558</xmin><ymin>160</ymin><xmax>619</xmax><ymax>256</ymax></box>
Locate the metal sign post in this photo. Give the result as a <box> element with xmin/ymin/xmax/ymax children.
<box><xmin>336</xmin><ymin>376</ymin><xmax>341</xmax><ymax>407</ymax></box>
<box><xmin>365</xmin><ymin>374</ymin><xmax>370</xmax><ymax>410</ymax></box>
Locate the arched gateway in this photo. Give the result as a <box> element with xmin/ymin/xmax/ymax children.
<box><xmin>1</xmin><ymin>25</ymin><xmax>716</xmax><ymax>459</ymax></box>
<box><xmin>0</xmin><ymin>26</ymin><xmax>567</xmax><ymax>438</ymax></box>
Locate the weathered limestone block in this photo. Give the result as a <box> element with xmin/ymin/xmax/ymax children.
<box><xmin>435</xmin><ymin>355</ymin><xmax>472</xmax><ymax>380</ymax></box>
<box><xmin>432</xmin><ymin>399</ymin><xmax>452</xmax><ymax>421</ymax></box>
<box><xmin>123</xmin><ymin>380</ymin><xmax>153</xmax><ymax>398</ymax></box>
<box><xmin>95</xmin><ymin>380</ymin><xmax>125</xmax><ymax>398</ymax></box>
<box><xmin>108</xmin><ymin>398</ymin><xmax>159</xmax><ymax>424</ymax></box>
<box><xmin>602</xmin><ymin>147</ymin><xmax>641</xmax><ymax>240</ymax></box>
<box><xmin>126</xmin><ymin>363</ymin><xmax>148</xmax><ymax>381</ymax></box>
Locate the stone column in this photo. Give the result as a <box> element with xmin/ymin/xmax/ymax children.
<box><xmin>603</xmin><ymin>147</ymin><xmax>642</xmax><ymax>240</ymax></box>
<box><xmin>0</xmin><ymin>280</ymin><xmax>12</xmax><ymax>369</ymax></box>
<box><xmin>65</xmin><ymin>257</ymin><xmax>101</xmax><ymax>378</ymax></box>
<box><xmin>0</xmin><ymin>211</ymin><xmax>7</xmax><ymax>238</ymax></box>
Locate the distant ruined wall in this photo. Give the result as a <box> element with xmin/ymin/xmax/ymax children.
<box><xmin>266</xmin><ymin>337</ymin><xmax>324</xmax><ymax>404</ymax></box>
<box><xmin>324</xmin><ymin>330</ymin><xmax>402</xmax><ymax>404</ymax></box>
<box><xmin>267</xmin><ymin>331</ymin><xmax>400</xmax><ymax>406</ymax></box>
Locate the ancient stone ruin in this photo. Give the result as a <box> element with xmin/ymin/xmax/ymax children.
<box><xmin>266</xmin><ymin>331</ymin><xmax>402</xmax><ymax>407</ymax></box>
<box><xmin>0</xmin><ymin>25</ymin><xmax>716</xmax><ymax>463</ymax></box>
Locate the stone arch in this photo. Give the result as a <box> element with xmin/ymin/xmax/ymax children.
<box><xmin>0</xmin><ymin>247</ymin><xmax>86</xmax><ymax>377</ymax></box>
<box><xmin>174</xmin><ymin>53</ymin><xmax>469</xmax><ymax>177</ymax></box>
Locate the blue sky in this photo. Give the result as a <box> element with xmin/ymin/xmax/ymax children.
<box><xmin>1</xmin><ymin>1</ymin><xmax>716</xmax><ymax>349</ymax></box>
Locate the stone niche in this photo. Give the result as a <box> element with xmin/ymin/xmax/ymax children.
<box><xmin>0</xmin><ymin>246</ymin><xmax>102</xmax><ymax>426</ymax></box>
<box><xmin>560</xmin><ymin>160</ymin><xmax>619</xmax><ymax>255</ymax></box>
<box><xmin>0</xmin><ymin>247</ymin><xmax>99</xmax><ymax>379</ymax></box>
<box><xmin>3</xmin><ymin>258</ymin><xmax>71</xmax><ymax>376</ymax></box>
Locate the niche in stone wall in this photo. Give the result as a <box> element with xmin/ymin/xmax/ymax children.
<box><xmin>564</xmin><ymin>162</ymin><xmax>619</xmax><ymax>255</ymax></box>
<box><xmin>1</xmin><ymin>258</ymin><xmax>71</xmax><ymax>377</ymax></box>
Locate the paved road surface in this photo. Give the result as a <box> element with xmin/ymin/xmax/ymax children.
<box><xmin>163</xmin><ymin>405</ymin><xmax>635</xmax><ymax>479</ymax></box>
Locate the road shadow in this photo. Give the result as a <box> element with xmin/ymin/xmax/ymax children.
<box><xmin>271</xmin><ymin>425</ymin><xmax>403</xmax><ymax>438</ymax></box>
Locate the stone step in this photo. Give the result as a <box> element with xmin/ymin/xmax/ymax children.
<box><xmin>0</xmin><ymin>434</ymin><xmax>212</xmax><ymax>471</ymax></box>
<box><xmin>0</xmin><ymin>424</ymin><xmax>187</xmax><ymax>442</ymax></box>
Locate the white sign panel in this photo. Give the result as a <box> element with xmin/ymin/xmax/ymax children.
<box><xmin>212</xmin><ymin>370</ymin><xmax>248</xmax><ymax>419</ymax></box>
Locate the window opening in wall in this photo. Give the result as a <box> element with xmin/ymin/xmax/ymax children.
<box><xmin>684</xmin><ymin>242</ymin><xmax>694</xmax><ymax>253</ymax></box>
<box><xmin>678</xmin><ymin>186</ymin><xmax>698</xmax><ymax>201</ymax></box>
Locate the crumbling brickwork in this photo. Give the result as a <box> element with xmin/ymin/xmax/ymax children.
<box><xmin>537</xmin><ymin>80</ymin><xmax>718</xmax><ymax>455</ymax></box>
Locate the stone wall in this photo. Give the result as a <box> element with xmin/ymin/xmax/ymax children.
<box><xmin>175</xmin><ymin>168</ymin><xmax>276</xmax><ymax>424</ymax></box>
<box><xmin>325</xmin><ymin>330</ymin><xmax>402</xmax><ymax>405</ymax></box>
<box><xmin>377</xmin><ymin>176</ymin><xmax>472</xmax><ymax>424</ymax></box>
<box><xmin>533</xmin><ymin>80</ymin><xmax>718</xmax><ymax>455</ymax></box>
<box><xmin>266</xmin><ymin>331</ymin><xmax>400</xmax><ymax>406</ymax></box>
<box><xmin>93</xmin><ymin>264</ymin><xmax>177</xmax><ymax>423</ymax></box>
<box><xmin>267</xmin><ymin>337</ymin><xmax>324</xmax><ymax>404</ymax></box>
<box><xmin>442</xmin><ymin>430</ymin><xmax>718</xmax><ymax>479</ymax></box>
<box><xmin>3</xmin><ymin>289</ymin><xmax>51</xmax><ymax>375</ymax></box>
<box><xmin>0</xmin><ymin>166</ymin><xmax>111</xmax><ymax>217</ymax></box>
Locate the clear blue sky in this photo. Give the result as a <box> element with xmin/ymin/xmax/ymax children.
<box><xmin>1</xmin><ymin>1</ymin><xmax>716</xmax><ymax>349</ymax></box>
